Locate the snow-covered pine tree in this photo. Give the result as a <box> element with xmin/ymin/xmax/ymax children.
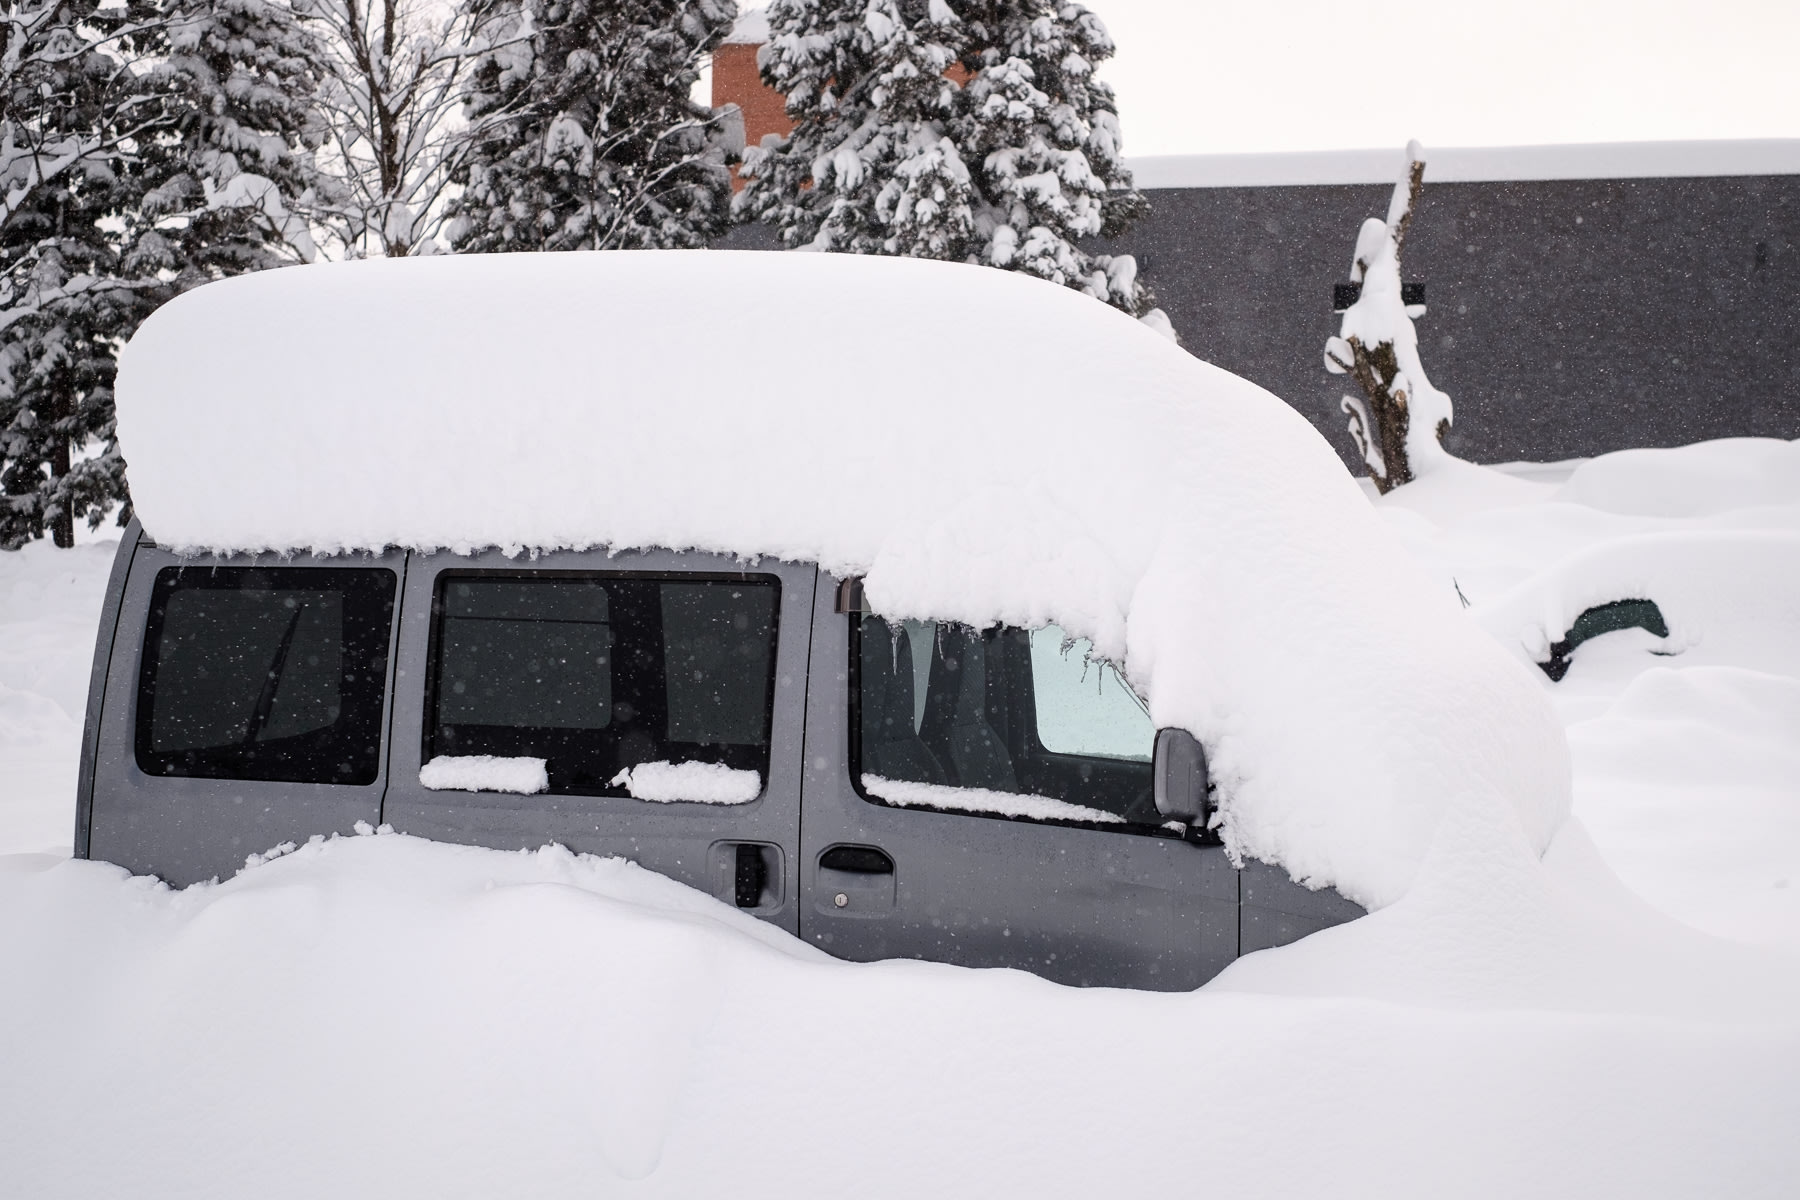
<box><xmin>735</xmin><ymin>0</ymin><xmax>973</xmax><ymax>258</ymax></box>
<box><xmin>1323</xmin><ymin>141</ymin><xmax>1454</xmax><ymax>493</ymax></box>
<box><xmin>448</xmin><ymin>0</ymin><xmax>739</xmax><ymax>253</ymax></box>
<box><xmin>138</xmin><ymin>0</ymin><xmax>329</xmax><ymax>275</ymax></box>
<box><xmin>0</xmin><ymin>0</ymin><xmax>329</xmax><ymax>547</ymax></box>
<box><xmin>954</xmin><ymin>0</ymin><xmax>1149</xmax><ymax>317</ymax></box>
<box><xmin>738</xmin><ymin>0</ymin><xmax>1161</xmax><ymax>326</ymax></box>
<box><xmin>0</xmin><ymin>1</ymin><xmax>163</xmax><ymax>548</ymax></box>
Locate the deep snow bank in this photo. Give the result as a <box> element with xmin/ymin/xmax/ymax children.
<box><xmin>1368</xmin><ymin>437</ymin><xmax>1800</xmax><ymax>946</ymax></box>
<box><xmin>0</xmin><ymin>541</ymin><xmax>116</xmax><ymax>855</ymax></box>
<box><xmin>2</xmin><ymin>832</ymin><xmax>1796</xmax><ymax>1200</ymax></box>
<box><xmin>115</xmin><ymin>251</ymin><xmax>1567</xmax><ymax>908</ymax></box>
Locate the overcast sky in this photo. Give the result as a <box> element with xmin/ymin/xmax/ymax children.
<box><xmin>736</xmin><ymin>0</ymin><xmax>1800</xmax><ymax>157</ymax></box>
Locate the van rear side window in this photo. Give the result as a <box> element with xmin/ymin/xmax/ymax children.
<box><xmin>426</xmin><ymin>573</ymin><xmax>779</xmax><ymax>795</ymax></box>
<box><xmin>136</xmin><ymin>567</ymin><xmax>396</xmax><ymax>784</ymax></box>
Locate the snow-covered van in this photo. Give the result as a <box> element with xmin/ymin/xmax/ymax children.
<box><xmin>75</xmin><ymin>251</ymin><xmax>1569</xmax><ymax>990</ymax></box>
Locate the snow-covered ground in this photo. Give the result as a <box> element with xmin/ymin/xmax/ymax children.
<box><xmin>1</xmin><ymin>439</ymin><xmax>1797</xmax><ymax>1197</ymax></box>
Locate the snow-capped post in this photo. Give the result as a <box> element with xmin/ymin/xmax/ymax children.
<box><xmin>447</xmin><ymin>0</ymin><xmax>739</xmax><ymax>253</ymax></box>
<box><xmin>1323</xmin><ymin>140</ymin><xmax>1453</xmax><ymax>492</ymax></box>
<box><xmin>736</xmin><ymin>0</ymin><xmax>1168</xmax><ymax>334</ymax></box>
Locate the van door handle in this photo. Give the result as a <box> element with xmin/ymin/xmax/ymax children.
<box><xmin>819</xmin><ymin>845</ymin><xmax>893</xmax><ymax>874</ymax></box>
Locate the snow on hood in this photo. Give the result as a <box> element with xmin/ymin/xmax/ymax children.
<box><xmin>113</xmin><ymin>249</ymin><xmax>1569</xmax><ymax>908</ymax></box>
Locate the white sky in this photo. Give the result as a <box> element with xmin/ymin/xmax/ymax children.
<box><xmin>734</xmin><ymin>0</ymin><xmax>1800</xmax><ymax>156</ymax></box>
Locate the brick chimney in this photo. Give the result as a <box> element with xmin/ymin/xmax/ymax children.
<box><xmin>711</xmin><ymin>10</ymin><xmax>970</xmax><ymax>190</ymax></box>
<box><xmin>712</xmin><ymin>11</ymin><xmax>790</xmax><ymax>190</ymax></box>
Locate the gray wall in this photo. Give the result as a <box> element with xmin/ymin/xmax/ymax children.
<box><xmin>1110</xmin><ymin>175</ymin><xmax>1800</xmax><ymax>468</ymax></box>
<box><xmin>720</xmin><ymin>173</ymin><xmax>1800</xmax><ymax>468</ymax></box>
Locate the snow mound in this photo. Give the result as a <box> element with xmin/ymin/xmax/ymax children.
<box><xmin>1475</xmin><ymin>529</ymin><xmax>1800</xmax><ymax>663</ymax></box>
<box><xmin>2</xmin><ymin>832</ymin><xmax>1797</xmax><ymax>1198</ymax></box>
<box><xmin>1373</xmin><ymin>436</ymin><xmax>1800</xmax><ymax>947</ymax></box>
<box><xmin>114</xmin><ymin>250</ymin><xmax>1569</xmax><ymax>909</ymax></box>
<box><xmin>1554</xmin><ymin>438</ymin><xmax>1800</xmax><ymax>517</ymax></box>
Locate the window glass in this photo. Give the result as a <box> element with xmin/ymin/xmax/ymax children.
<box><xmin>853</xmin><ymin>617</ymin><xmax>1158</xmax><ymax>827</ymax></box>
<box><xmin>427</xmin><ymin>573</ymin><xmax>778</xmax><ymax>795</ymax></box>
<box><xmin>1029</xmin><ymin>628</ymin><xmax>1153</xmax><ymax>760</ymax></box>
<box><xmin>662</xmin><ymin>582</ymin><xmax>776</xmax><ymax>746</ymax></box>
<box><xmin>136</xmin><ymin>567</ymin><xmax>396</xmax><ymax>784</ymax></box>
<box><xmin>436</xmin><ymin>578</ymin><xmax>612</xmax><ymax>730</ymax></box>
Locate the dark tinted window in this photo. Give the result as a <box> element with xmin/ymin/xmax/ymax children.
<box><xmin>426</xmin><ymin>573</ymin><xmax>778</xmax><ymax>794</ymax></box>
<box><xmin>853</xmin><ymin>617</ymin><xmax>1157</xmax><ymax>827</ymax></box>
<box><xmin>136</xmin><ymin>567</ymin><xmax>396</xmax><ymax>784</ymax></box>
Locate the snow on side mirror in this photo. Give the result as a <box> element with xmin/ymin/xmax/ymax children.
<box><xmin>1153</xmin><ymin>728</ymin><xmax>1210</xmax><ymax>826</ymax></box>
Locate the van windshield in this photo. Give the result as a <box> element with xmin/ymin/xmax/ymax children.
<box><xmin>426</xmin><ymin>573</ymin><xmax>779</xmax><ymax>796</ymax></box>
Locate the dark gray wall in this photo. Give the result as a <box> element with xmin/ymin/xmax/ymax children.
<box><xmin>1111</xmin><ymin>175</ymin><xmax>1800</xmax><ymax>467</ymax></box>
<box><xmin>719</xmin><ymin>173</ymin><xmax>1800</xmax><ymax>467</ymax></box>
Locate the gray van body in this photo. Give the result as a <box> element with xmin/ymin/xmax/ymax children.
<box><xmin>77</xmin><ymin>520</ymin><xmax>1363</xmax><ymax>991</ymax></box>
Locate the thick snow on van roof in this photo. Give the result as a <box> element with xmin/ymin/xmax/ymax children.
<box><xmin>115</xmin><ymin>250</ymin><xmax>1569</xmax><ymax>908</ymax></box>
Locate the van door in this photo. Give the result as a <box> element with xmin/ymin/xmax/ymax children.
<box><xmin>797</xmin><ymin>581</ymin><xmax>1239</xmax><ymax>990</ymax></box>
<box><xmin>85</xmin><ymin>537</ymin><xmax>406</xmax><ymax>886</ymax></box>
<box><xmin>380</xmin><ymin>548</ymin><xmax>814</xmax><ymax>935</ymax></box>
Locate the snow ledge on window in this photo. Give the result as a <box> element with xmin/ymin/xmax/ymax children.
<box><xmin>420</xmin><ymin>755</ymin><xmax>549</xmax><ymax>795</ymax></box>
<box><xmin>861</xmin><ymin>774</ymin><xmax>1126</xmax><ymax>826</ymax></box>
<box><xmin>610</xmin><ymin>761</ymin><xmax>762</xmax><ymax>805</ymax></box>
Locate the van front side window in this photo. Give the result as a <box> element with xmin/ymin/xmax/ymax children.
<box><xmin>425</xmin><ymin>573</ymin><xmax>778</xmax><ymax>797</ymax></box>
<box><xmin>852</xmin><ymin>617</ymin><xmax>1157</xmax><ymax>828</ymax></box>
<box><xmin>136</xmin><ymin>566</ymin><xmax>396</xmax><ymax>784</ymax></box>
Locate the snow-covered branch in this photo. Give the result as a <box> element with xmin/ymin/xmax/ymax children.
<box><xmin>299</xmin><ymin>0</ymin><xmax>536</xmax><ymax>256</ymax></box>
<box><xmin>447</xmin><ymin>0</ymin><xmax>736</xmax><ymax>254</ymax></box>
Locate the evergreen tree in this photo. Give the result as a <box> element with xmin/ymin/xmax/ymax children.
<box><xmin>0</xmin><ymin>0</ymin><xmax>327</xmax><ymax>547</ymax></box>
<box><xmin>738</xmin><ymin>0</ymin><xmax>1159</xmax><ymax>324</ymax></box>
<box><xmin>0</xmin><ymin>1</ymin><xmax>158</xmax><ymax>548</ymax></box>
<box><xmin>142</xmin><ymin>0</ymin><xmax>330</xmax><ymax>277</ymax></box>
<box><xmin>448</xmin><ymin>0</ymin><xmax>738</xmax><ymax>253</ymax></box>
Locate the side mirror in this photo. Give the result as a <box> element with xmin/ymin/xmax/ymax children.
<box><xmin>1153</xmin><ymin>727</ymin><xmax>1210</xmax><ymax>826</ymax></box>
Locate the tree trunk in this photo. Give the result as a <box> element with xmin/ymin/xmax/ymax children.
<box><xmin>1335</xmin><ymin>337</ymin><xmax>1415</xmax><ymax>493</ymax></box>
<box><xmin>51</xmin><ymin>429</ymin><xmax>73</xmax><ymax>548</ymax></box>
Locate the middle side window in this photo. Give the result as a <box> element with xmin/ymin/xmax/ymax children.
<box><xmin>425</xmin><ymin>572</ymin><xmax>779</xmax><ymax>797</ymax></box>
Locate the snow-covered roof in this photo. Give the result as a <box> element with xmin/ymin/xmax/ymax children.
<box><xmin>1128</xmin><ymin>138</ymin><xmax>1800</xmax><ymax>189</ymax></box>
<box><xmin>115</xmin><ymin>250</ymin><xmax>1569</xmax><ymax>909</ymax></box>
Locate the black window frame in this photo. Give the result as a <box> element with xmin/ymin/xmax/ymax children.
<box><xmin>422</xmin><ymin>569</ymin><xmax>782</xmax><ymax>798</ymax></box>
<box><xmin>134</xmin><ymin>564</ymin><xmax>397</xmax><ymax>786</ymax></box>
<box><xmin>847</xmin><ymin>615</ymin><xmax>1177</xmax><ymax>838</ymax></box>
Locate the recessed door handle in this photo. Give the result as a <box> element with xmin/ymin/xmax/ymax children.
<box><xmin>734</xmin><ymin>843</ymin><xmax>768</xmax><ymax>908</ymax></box>
<box><xmin>819</xmin><ymin>845</ymin><xmax>893</xmax><ymax>875</ymax></box>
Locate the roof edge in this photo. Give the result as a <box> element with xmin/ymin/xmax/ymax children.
<box><xmin>1126</xmin><ymin>140</ymin><xmax>1800</xmax><ymax>189</ymax></box>
<box><xmin>722</xmin><ymin>10</ymin><xmax>770</xmax><ymax>44</ymax></box>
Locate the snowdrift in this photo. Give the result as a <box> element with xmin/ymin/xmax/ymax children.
<box><xmin>3</xmin><ymin>831</ymin><xmax>1797</xmax><ymax>1199</ymax></box>
<box><xmin>114</xmin><ymin>250</ymin><xmax>1569</xmax><ymax>908</ymax></box>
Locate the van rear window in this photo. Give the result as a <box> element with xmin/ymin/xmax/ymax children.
<box><xmin>136</xmin><ymin>567</ymin><xmax>396</xmax><ymax>784</ymax></box>
<box><xmin>425</xmin><ymin>573</ymin><xmax>778</xmax><ymax>796</ymax></box>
